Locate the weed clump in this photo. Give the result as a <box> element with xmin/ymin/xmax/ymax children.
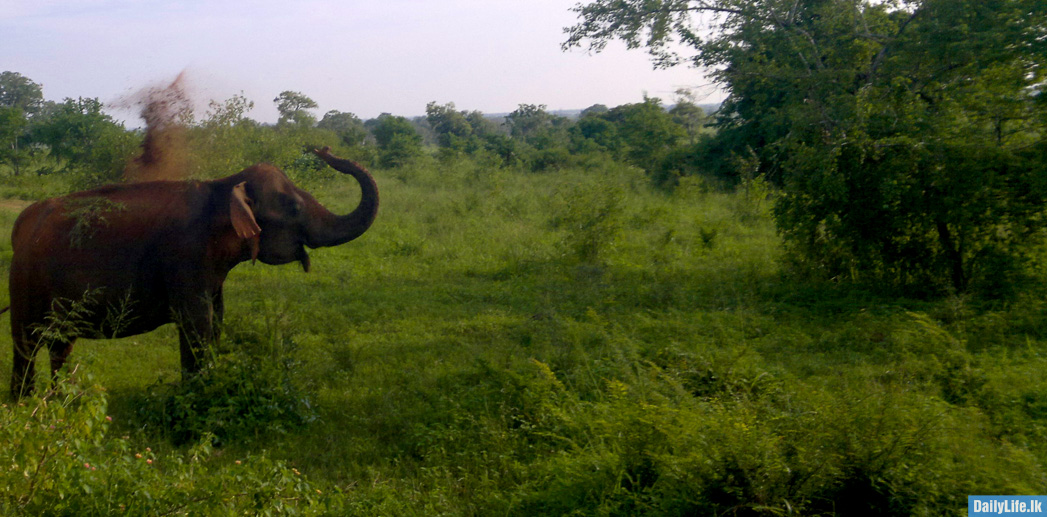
<box><xmin>552</xmin><ymin>181</ymin><xmax>625</xmax><ymax>265</ymax></box>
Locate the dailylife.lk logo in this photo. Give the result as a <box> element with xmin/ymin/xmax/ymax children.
<box><xmin>969</xmin><ymin>496</ymin><xmax>1047</xmax><ymax>515</ymax></box>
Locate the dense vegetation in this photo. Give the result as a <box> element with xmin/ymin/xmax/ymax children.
<box><xmin>566</xmin><ymin>0</ymin><xmax>1047</xmax><ymax>294</ymax></box>
<box><xmin>3</xmin><ymin>148</ymin><xmax>1046</xmax><ymax>515</ymax></box>
<box><xmin>1</xmin><ymin>0</ymin><xmax>1046</xmax><ymax>513</ymax></box>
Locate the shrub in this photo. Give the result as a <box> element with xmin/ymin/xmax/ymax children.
<box><xmin>133</xmin><ymin>316</ymin><xmax>316</xmax><ymax>445</ymax></box>
<box><xmin>0</xmin><ymin>367</ymin><xmax>328</xmax><ymax>515</ymax></box>
<box><xmin>552</xmin><ymin>181</ymin><xmax>625</xmax><ymax>265</ymax></box>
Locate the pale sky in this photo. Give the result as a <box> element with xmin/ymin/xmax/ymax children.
<box><xmin>0</xmin><ymin>0</ymin><xmax>723</xmax><ymax>125</ymax></box>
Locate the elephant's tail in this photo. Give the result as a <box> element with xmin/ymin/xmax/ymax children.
<box><xmin>0</xmin><ymin>306</ymin><xmax>8</xmax><ymax>316</ymax></box>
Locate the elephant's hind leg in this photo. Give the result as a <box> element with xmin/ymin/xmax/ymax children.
<box><xmin>9</xmin><ymin>335</ymin><xmax>78</xmax><ymax>399</ymax></box>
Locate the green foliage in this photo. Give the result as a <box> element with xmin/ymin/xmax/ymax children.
<box><xmin>134</xmin><ymin>312</ymin><xmax>316</xmax><ymax>446</ymax></box>
<box><xmin>368</xmin><ymin>114</ymin><xmax>424</xmax><ymax>168</ymax></box>
<box><xmin>0</xmin><ymin>71</ymin><xmax>44</xmax><ymax>115</ymax></box>
<box><xmin>274</xmin><ymin>90</ymin><xmax>318</xmax><ymax>127</ymax></box>
<box><xmin>669</xmin><ymin>90</ymin><xmax>708</xmax><ymax>144</ymax></box>
<box><xmin>186</xmin><ymin>93</ymin><xmax>349</xmax><ymax>181</ymax></box>
<box><xmin>317</xmin><ymin>110</ymin><xmax>368</xmax><ymax>147</ymax></box>
<box><xmin>552</xmin><ymin>180</ymin><xmax>625</xmax><ymax>265</ymax></box>
<box><xmin>0</xmin><ymin>106</ymin><xmax>31</xmax><ymax>175</ymax></box>
<box><xmin>425</xmin><ymin>101</ymin><xmax>474</xmax><ymax>150</ymax></box>
<box><xmin>506</xmin><ymin>103</ymin><xmax>555</xmax><ymax>142</ymax></box>
<box><xmin>2</xmin><ymin>156</ymin><xmax>1047</xmax><ymax>514</ymax></box>
<box><xmin>565</xmin><ymin>0</ymin><xmax>1047</xmax><ymax>293</ymax></box>
<box><xmin>569</xmin><ymin>97</ymin><xmax>690</xmax><ymax>179</ymax></box>
<box><xmin>0</xmin><ymin>368</ymin><xmax>328</xmax><ymax>515</ymax></box>
<box><xmin>604</xmin><ymin>96</ymin><xmax>687</xmax><ymax>167</ymax></box>
<box><xmin>3</xmin><ymin>59</ymin><xmax>1047</xmax><ymax>514</ymax></box>
<box><xmin>30</xmin><ymin>97</ymin><xmax>138</xmax><ymax>185</ymax></box>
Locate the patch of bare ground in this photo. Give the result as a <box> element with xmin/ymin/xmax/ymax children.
<box><xmin>0</xmin><ymin>198</ymin><xmax>32</xmax><ymax>212</ymax></box>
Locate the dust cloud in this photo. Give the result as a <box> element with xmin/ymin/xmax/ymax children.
<box><xmin>116</xmin><ymin>72</ymin><xmax>193</xmax><ymax>182</ymax></box>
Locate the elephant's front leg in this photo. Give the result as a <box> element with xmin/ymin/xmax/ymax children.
<box><xmin>173</xmin><ymin>289</ymin><xmax>223</xmax><ymax>375</ymax></box>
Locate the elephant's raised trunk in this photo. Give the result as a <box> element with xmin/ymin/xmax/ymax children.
<box><xmin>303</xmin><ymin>147</ymin><xmax>379</xmax><ymax>248</ymax></box>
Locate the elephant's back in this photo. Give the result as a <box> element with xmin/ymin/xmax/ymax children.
<box><xmin>11</xmin><ymin>198</ymin><xmax>63</xmax><ymax>254</ymax></box>
<box><xmin>14</xmin><ymin>182</ymin><xmax>205</xmax><ymax>249</ymax></box>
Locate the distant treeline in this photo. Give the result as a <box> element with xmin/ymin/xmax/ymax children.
<box><xmin>0</xmin><ymin>73</ymin><xmax>722</xmax><ymax>186</ymax></box>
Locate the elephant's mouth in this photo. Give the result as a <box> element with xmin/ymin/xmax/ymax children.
<box><xmin>296</xmin><ymin>245</ymin><xmax>311</xmax><ymax>272</ymax></box>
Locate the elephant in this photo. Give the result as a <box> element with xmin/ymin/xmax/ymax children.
<box><xmin>7</xmin><ymin>147</ymin><xmax>378</xmax><ymax>398</ymax></box>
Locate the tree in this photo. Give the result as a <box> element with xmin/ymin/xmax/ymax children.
<box><xmin>368</xmin><ymin>114</ymin><xmax>423</xmax><ymax>168</ymax></box>
<box><xmin>32</xmin><ymin>97</ymin><xmax>136</xmax><ymax>183</ymax></box>
<box><xmin>0</xmin><ymin>71</ymin><xmax>44</xmax><ymax>116</ymax></box>
<box><xmin>505</xmin><ymin>104</ymin><xmax>552</xmax><ymax>142</ymax></box>
<box><xmin>568</xmin><ymin>97</ymin><xmax>687</xmax><ymax>173</ymax></box>
<box><xmin>669</xmin><ymin>90</ymin><xmax>707</xmax><ymax>144</ymax></box>
<box><xmin>581</xmin><ymin>104</ymin><xmax>609</xmax><ymax>117</ymax></box>
<box><xmin>506</xmin><ymin>104</ymin><xmax>573</xmax><ymax>148</ymax></box>
<box><xmin>273</xmin><ymin>91</ymin><xmax>318</xmax><ymax>126</ymax></box>
<box><xmin>317</xmin><ymin>110</ymin><xmax>368</xmax><ymax>147</ymax></box>
<box><xmin>570</xmin><ymin>113</ymin><xmax>618</xmax><ymax>154</ymax></box>
<box><xmin>185</xmin><ymin>94</ymin><xmax>262</xmax><ymax>178</ymax></box>
<box><xmin>504</xmin><ymin>104</ymin><xmax>574</xmax><ymax>171</ymax></box>
<box><xmin>202</xmin><ymin>94</ymin><xmax>255</xmax><ymax>129</ymax></box>
<box><xmin>0</xmin><ymin>72</ymin><xmax>45</xmax><ymax>175</ymax></box>
<box><xmin>425</xmin><ymin>102</ymin><xmax>474</xmax><ymax>150</ymax></box>
<box><xmin>464</xmin><ymin>110</ymin><xmax>500</xmax><ymax>138</ymax></box>
<box><xmin>565</xmin><ymin>0</ymin><xmax>1047</xmax><ymax>293</ymax></box>
<box><xmin>604</xmin><ymin>96</ymin><xmax>686</xmax><ymax>168</ymax></box>
<box><xmin>0</xmin><ymin>107</ymin><xmax>31</xmax><ymax>175</ymax></box>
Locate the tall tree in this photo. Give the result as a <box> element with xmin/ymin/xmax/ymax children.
<box><xmin>32</xmin><ymin>97</ymin><xmax>136</xmax><ymax>182</ymax></box>
<box><xmin>669</xmin><ymin>90</ymin><xmax>707</xmax><ymax>144</ymax></box>
<box><xmin>604</xmin><ymin>96</ymin><xmax>687</xmax><ymax>167</ymax></box>
<box><xmin>273</xmin><ymin>91</ymin><xmax>318</xmax><ymax>126</ymax></box>
<box><xmin>0</xmin><ymin>72</ymin><xmax>44</xmax><ymax>175</ymax></box>
<box><xmin>581</xmin><ymin>104</ymin><xmax>609</xmax><ymax>117</ymax></box>
<box><xmin>0</xmin><ymin>107</ymin><xmax>30</xmax><ymax>174</ymax></box>
<box><xmin>464</xmin><ymin>110</ymin><xmax>500</xmax><ymax>138</ymax></box>
<box><xmin>368</xmin><ymin>113</ymin><xmax>423</xmax><ymax>167</ymax></box>
<box><xmin>0</xmin><ymin>71</ymin><xmax>44</xmax><ymax>116</ymax></box>
<box><xmin>505</xmin><ymin>104</ymin><xmax>553</xmax><ymax>142</ymax></box>
<box><xmin>425</xmin><ymin>102</ymin><xmax>474</xmax><ymax>149</ymax></box>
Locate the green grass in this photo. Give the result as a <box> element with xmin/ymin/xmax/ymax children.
<box><xmin>2</xmin><ymin>158</ymin><xmax>1046</xmax><ymax>515</ymax></box>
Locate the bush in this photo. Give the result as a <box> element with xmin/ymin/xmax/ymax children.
<box><xmin>551</xmin><ymin>180</ymin><xmax>625</xmax><ymax>265</ymax></box>
<box><xmin>133</xmin><ymin>315</ymin><xmax>316</xmax><ymax>446</ymax></box>
<box><xmin>0</xmin><ymin>367</ymin><xmax>329</xmax><ymax>515</ymax></box>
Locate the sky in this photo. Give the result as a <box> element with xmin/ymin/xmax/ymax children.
<box><xmin>0</xmin><ymin>0</ymin><xmax>724</xmax><ymax>125</ymax></box>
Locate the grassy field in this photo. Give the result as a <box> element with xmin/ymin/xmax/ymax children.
<box><xmin>2</xmin><ymin>158</ymin><xmax>1046</xmax><ymax>514</ymax></box>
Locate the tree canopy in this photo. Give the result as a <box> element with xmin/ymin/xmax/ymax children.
<box><xmin>565</xmin><ymin>0</ymin><xmax>1047</xmax><ymax>293</ymax></box>
<box><xmin>318</xmin><ymin>110</ymin><xmax>368</xmax><ymax>147</ymax></box>
<box><xmin>0</xmin><ymin>71</ymin><xmax>44</xmax><ymax>115</ymax></box>
<box><xmin>274</xmin><ymin>90</ymin><xmax>318</xmax><ymax>127</ymax></box>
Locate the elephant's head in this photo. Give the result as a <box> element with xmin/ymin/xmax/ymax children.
<box><xmin>223</xmin><ymin>147</ymin><xmax>379</xmax><ymax>271</ymax></box>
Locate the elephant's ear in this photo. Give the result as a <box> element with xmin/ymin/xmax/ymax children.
<box><xmin>230</xmin><ymin>182</ymin><xmax>261</xmax><ymax>261</ymax></box>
